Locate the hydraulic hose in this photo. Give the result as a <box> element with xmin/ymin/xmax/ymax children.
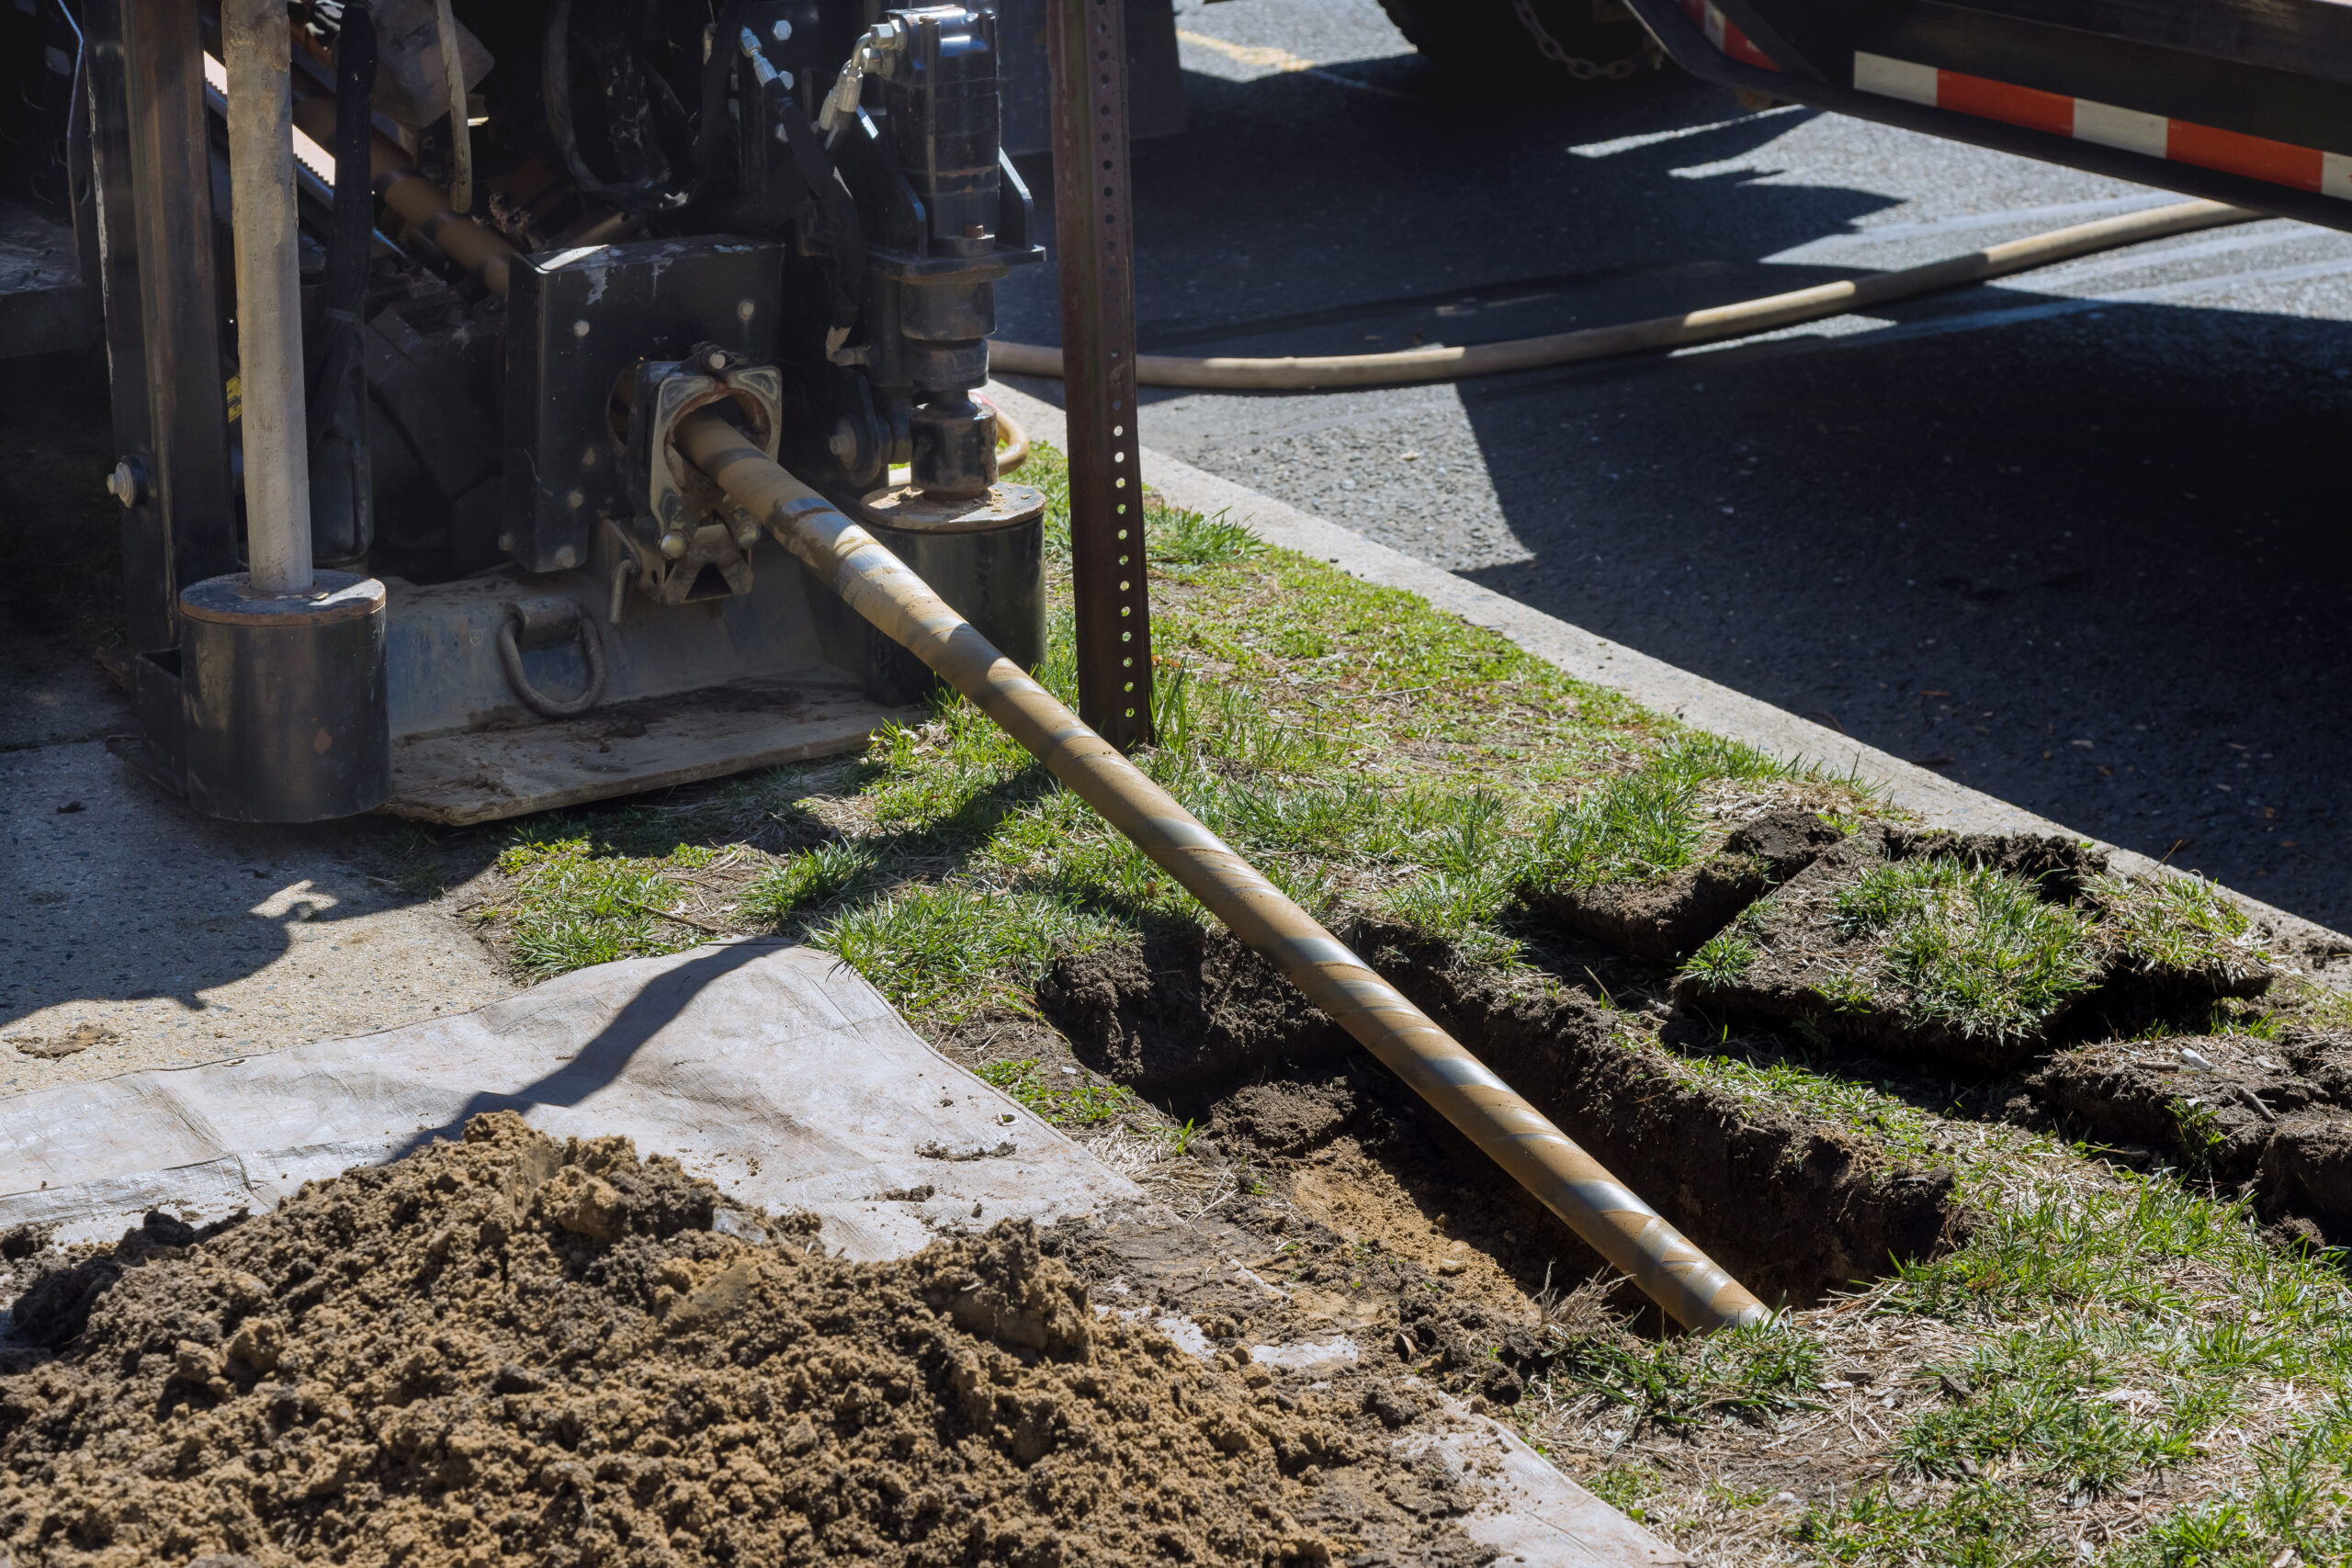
<box><xmin>988</xmin><ymin>197</ymin><xmax>2253</xmax><ymax>390</ymax></box>
<box><xmin>674</xmin><ymin>405</ymin><xmax>1770</xmax><ymax>1333</ymax></box>
<box><xmin>993</xmin><ymin>405</ymin><xmax>1032</xmax><ymax>477</ymax></box>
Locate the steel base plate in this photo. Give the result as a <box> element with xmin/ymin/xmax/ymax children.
<box><xmin>859</xmin><ymin>480</ymin><xmax>1047</xmax><ymax>534</ymax></box>
<box><xmin>385</xmin><ymin>679</ymin><xmax>919</xmax><ymax>824</ymax></box>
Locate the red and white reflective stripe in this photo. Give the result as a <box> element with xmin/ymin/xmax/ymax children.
<box><xmin>1681</xmin><ymin>0</ymin><xmax>1781</xmax><ymax>72</ymax></box>
<box><xmin>1853</xmin><ymin>51</ymin><xmax>2352</xmax><ymax>200</ymax></box>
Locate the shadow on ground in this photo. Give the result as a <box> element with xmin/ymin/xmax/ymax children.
<box><xmin>5</xmin><ymin>50</ymin><xmax>2344</xmax><ymax>1029</ymax></box>
<box><xmin>1000</xmin><ymin>58</ymin><xmax>2352</xmax><ymax>930</ymax></box>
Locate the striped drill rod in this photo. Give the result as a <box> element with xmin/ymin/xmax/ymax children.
<box><xmin>675</xmin><ymin>408</ymin><xmax>1770</xmax><ymax>1332</ymax></box>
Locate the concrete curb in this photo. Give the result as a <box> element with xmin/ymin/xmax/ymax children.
<box><xmin>986</xmin><ymin>380</ymin><xmax>2348</xmax><ymax>957</ymax></box>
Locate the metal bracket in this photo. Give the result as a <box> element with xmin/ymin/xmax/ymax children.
<box><xmin>496</xmin><ymin>594</ymin><xmax>608</xmax><ymax>719</ymax></box>
<box><xmin>616</xmin><ymin>345</ymin><xmax>783</xmax><ymax>609</ymax></box>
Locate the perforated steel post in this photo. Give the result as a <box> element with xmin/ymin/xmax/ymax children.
<box><xmin>1046</xmin><ymin>0</ymin><xmax>1153</xmax><ymax>750</ymax></box>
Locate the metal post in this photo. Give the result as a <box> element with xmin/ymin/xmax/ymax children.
<box><xmin>223</xmin><ymin>0</ymin><xmax>313</xmax><ymax>594</ymax></box>
<box><xmin>1046</xmin><ymin>0</ymin><xmax>1153</xmax><ymax>750</ymax></box>
<box><xmin>85</xmin><ymin>0</ymin><xmax>236</xmax><ymax>656</ymax></box>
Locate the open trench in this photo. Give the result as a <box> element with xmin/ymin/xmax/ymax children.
<box><xmin>1020</xmin><ymin>814</ymin><xmax>2352</xmax><ymax>1356</ymax></box>
<box><xmin>1035</xmin><ymin>919</ymin><xmax>1955</xmax><ymax>1327</ymax></box>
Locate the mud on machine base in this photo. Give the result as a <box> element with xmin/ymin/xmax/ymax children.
<box><xmin>177</xmin><ymin>572</ymin><xmax>391</xmax><ymax>822</ymax></box>
<box><xmin>814</xmin><ymin>482</ymin><xmax>1048</xmax><ymax>708</ymax></box>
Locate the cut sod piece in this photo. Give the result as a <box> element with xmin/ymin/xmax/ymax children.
<box><xmin>1521</xmin><ymin>804</ymin><xmax>1845</xmax><ymax>961</ymax></box>
<box><xmin>2029</xmin><ymin>1024</ymin><xmax>2352</xmax><ymax>1245</ymax></box>
<box><xmin>1673</xmin><ymin>830</ymin><xmax>2276</xmax><ymax>1072</ymax></box>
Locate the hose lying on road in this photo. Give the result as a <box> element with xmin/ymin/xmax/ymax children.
<box><xmin>675</xmin><ymin>404</ymin><xmax>1770</xmax><ymax>1333</ymax></box>
<box><xmin>988</xmin><ymin>197</ymin><xmax>2254</xmax><ymax>390</ymax></box>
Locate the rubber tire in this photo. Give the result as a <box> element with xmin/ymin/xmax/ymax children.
<box><xmin>1377</xmin><ymin>0</ymin><xmax>1651</xmax><ymax>82</ymax></box>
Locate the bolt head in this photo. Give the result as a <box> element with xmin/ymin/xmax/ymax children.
<box><xmin>828</xmin><ymin>419</ymin><xmax>858</xmax><ymax>462</ymax></box>
<box><xmin>705</xmin><ymin>351</ymin><xmax>728</xmax><ymax>373</ymax></box>
<box><xmin>771</xmin><ymin>17</ymin><xmax>791</xmax><ymax>40</ymax></box>
<box><xmin>732</xmin><ymin>521</ymin><xmax>762</xmax><ymax>550</ymax></box>
<box><xmin>660</xmin><ymin>532</ymin><xmax>688</xmax><ymax>561</ymax></box>
<box><xmin>105</xmin><ymin>460</ymin><xmax>138</xmax><ymax>506</ymax></box>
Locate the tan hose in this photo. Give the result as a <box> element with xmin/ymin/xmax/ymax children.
<box><xmin>293</xmin><ymin>97</ymin><xmax>517</xmax><ymax>296</ymax></box>
<box><xmin>989</xmin><ymin>198</ymin><xmax>2253</xmax><ymax>390</ymax></box>
<box><xmin>676</xmin><ymin>406</ymin><xmax>1770</xmax><ymax>1332</ymax></box>
<box><xmin>994</xmin><ymin>405</ymin><xmax>1031</xmax><ymax>477</ymax></box>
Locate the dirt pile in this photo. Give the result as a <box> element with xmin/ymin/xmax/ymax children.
<box><xmin>0</xmin><ymin>1114</ymin><xmax>1491</xmax><ymax>1567</ymax></box>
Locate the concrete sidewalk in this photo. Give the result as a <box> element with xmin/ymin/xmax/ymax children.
<box><xmin>0</xmin><ymin>736</ymin><xmax>512</xmax><ymax>1096</ymax></box>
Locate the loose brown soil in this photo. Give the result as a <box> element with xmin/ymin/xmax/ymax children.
<box><xmin>0</xmin><ymin>1114</ymin><xmax>1503</xmax><ymax>1567</ymax></box>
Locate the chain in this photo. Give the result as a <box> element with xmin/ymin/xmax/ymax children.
<box><xmin>1509</xmin><ymin>0</ymin><xmax>1646</xmax><ymax>80</ymax></box>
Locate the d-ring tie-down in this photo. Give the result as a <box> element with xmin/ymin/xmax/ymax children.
<box><xmin>496</xmin><ymin>596</ymin><xmax>608</xmax><ymax>719</ymax></box>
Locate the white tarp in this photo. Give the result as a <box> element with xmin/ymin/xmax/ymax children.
<box><xmin>0</xmin><ymin>937</ymin><xmax>1690</xmax><ymax>1564</ymax></box>
<box><xmin>0</xmin><ymin>940</ymin><xmax>1138</xmax><ymax>1253</ymax></box>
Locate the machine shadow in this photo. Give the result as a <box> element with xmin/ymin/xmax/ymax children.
<box><xmin>1447</xmin><ymin>288</ymin><xmax>2352</xmax><ymax>926</ymax></box>
<box><xmin>382</xmin><ymin>937</ymin><xmax>786</xmax><ymax>1159</ymax></box>
<box><xmin>1000</xmin><ymin>53</ymin><xmax>2351</xmax><ymax>929</ymax></box>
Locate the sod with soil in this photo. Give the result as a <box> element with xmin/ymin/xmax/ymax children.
<box><xmin>365</xmin><ymin>444</ymin><xmax>2352</xmax><ymax>1566</ymax></box>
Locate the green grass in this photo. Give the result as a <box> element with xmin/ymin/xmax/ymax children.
<box><xmin>1798</xmin><ymin>1479</ymin><xmax>2069</xmax><ymax>1568</ymax></box>
<box><xmin>1832</xmin><ymin>859</ymin><xmax>2102</xmax><ymax>1042</ymax></box>
<box><xmin>1535</xmin><ymin>1138</ymin><xmax>2352</xmax><ymax>1565</ymax></box>
<box><xmin>2098</xmin><ymin>873</ymin><xmax>2268</xmax><ymax>982</ymax></box>
<box><xmin>1895</xmin><ymin>1324</ymin><xmax>2202</xmax><ymax>1493</ymax></box>
<box><xmin>1839</xmin><ymin>1178</ymin><xmax>2352</xmax><ymax>1559</ymax></box>
<box><xmin>739</xmin><ymin>840</ymin><xmax>874</xmax><ymax>922</ymax></box>
<box><xmin>492</xmin><ymin>836</ymin><xmax>706</xmax><ymax>977</ymax></box>
<box><xmin>1542</xmin><ymin>1316</ymin><xmax>1824</xmax><ymax>1438</ymax></box>
<box><xmin>974</xmin><ymin>1057</ymin><xmax>1145</xmax><ymax>1126</ymax></box>
<box><xmin>1513</xmin><ymin>730</ymin><xmax>1814</xmax><ymax>897</ymax></box>
<box><xmin>1583</xmin><ymin>1462</ymin><xmax>1666</xmax><ymax>1524</ymax></box>
<box><xmin>807</xmin><ymin>883</ymin><xmax>1125</xmax><ymax>1017</ymax></box>
<box><xmin>467</xmin><ymin>441</ymin><xmax>1852</xmax><ymax>1017</ymax></box>
<box><xmin>1685</xmin><ymin>930</ymin><xmax>1760</xmax><ymax>986</ymax></box>
<box><xmin>1524</xmin><ymin>770</ymin><xmax>1708</xmax><ymax>888</ymax></box>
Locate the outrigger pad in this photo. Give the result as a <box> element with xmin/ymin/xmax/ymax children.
<box><xmin>0</xmin><ymin>941</ymin><xmax>1138</xmax><ymax>1255</ymax></box>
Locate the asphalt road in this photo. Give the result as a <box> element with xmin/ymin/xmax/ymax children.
<box><xmin>995</xmin><ymin>0</ymin><xmax>2352</xmax><ymax>933</ymax></box>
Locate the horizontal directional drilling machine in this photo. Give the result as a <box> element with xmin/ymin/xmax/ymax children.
<box><xmin>6</xmin><ymin>0</ymin><xmax>1078</xmax><ymax>825</ymax></box>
